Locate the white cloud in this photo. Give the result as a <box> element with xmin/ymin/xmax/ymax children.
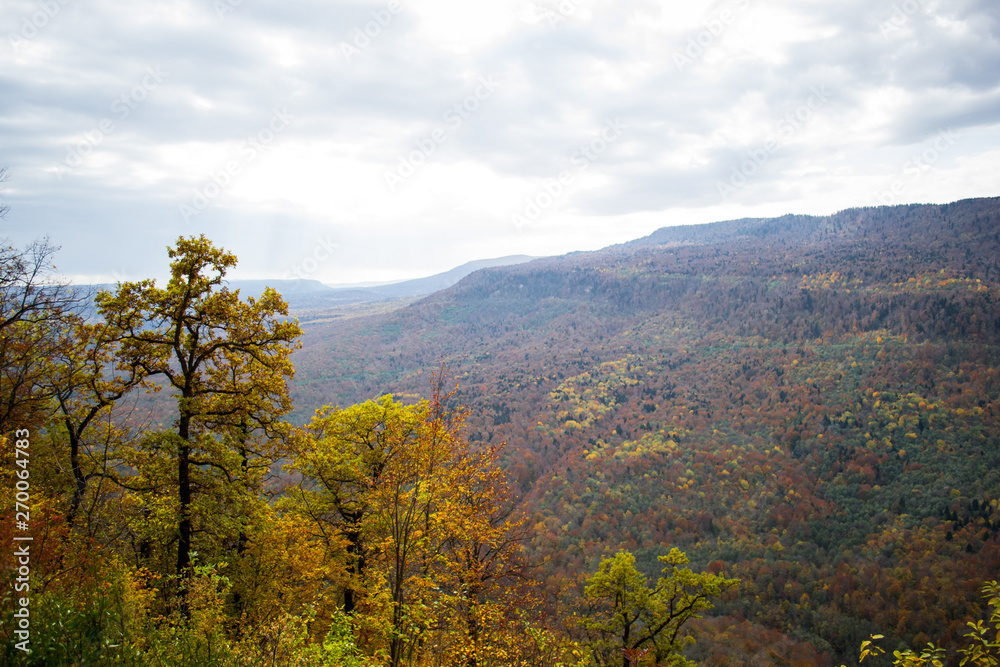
<box><xmin>0</xmin><ymin>0</ymin><xmax>998</xmax><ymax>284</ymax></box>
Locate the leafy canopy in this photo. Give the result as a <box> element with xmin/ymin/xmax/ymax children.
<box><xmin>582</xmin><ymin>548</ymin><xmax>738</xmax><ymax>667</ymax></box>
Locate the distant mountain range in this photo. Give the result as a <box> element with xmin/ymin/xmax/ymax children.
<box><xmin>226</xmin><ymin>255</ymin><xmax>539</xmax><ymax>313</ymax></box>
<box><xmin>83</xmin><ymin>255</ymin><xmax>539</xmax><ymax>315</ymax></box>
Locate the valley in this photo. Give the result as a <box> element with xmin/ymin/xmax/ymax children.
<box><xmin>288</xmin><ymin>197</ymin><xmax>1000</xmax><ymax>661</ymax></box>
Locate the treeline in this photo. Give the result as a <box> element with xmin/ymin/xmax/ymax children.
<box><xmin>0</xmin><ymin>236</ymin><xmax>734</xmax><ymax>666</ymax></box>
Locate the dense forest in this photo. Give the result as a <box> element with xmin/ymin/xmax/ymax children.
<box><xmin>3</xmin><ymin>197</ymin><xmax>1000</xmax><ymax>665</ymax></box>
<box><xmin>289</xmin><ymin>197</ymin><xmax>1000</xmax><ymax>663</ymax></box>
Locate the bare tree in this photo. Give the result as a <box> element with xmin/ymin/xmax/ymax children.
<box><xmin>0</xmin><ymin>237</ymin><xmax>83</xmax><ymax>433</ymax></box>
<box><xmin>0</xmin><ymin>167</ymin><xmax>10</xmax><ymax>219</ymax></box>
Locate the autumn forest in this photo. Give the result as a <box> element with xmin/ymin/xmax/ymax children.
<box><xmin>3</xmin><ymin>197</ymin><xmax>1000</xmax><ymax>666</ymax></box>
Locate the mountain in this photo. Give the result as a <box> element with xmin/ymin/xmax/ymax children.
<box><xmin>226</xmin><ymin>278</ymin><xmax>331</xmax><ymax>296</ymax></box>
<box><xmin>287</xmin><ymin>196</ymin><xmax>1000</xmax><ymax>662</ymax></box>
<box><xmin>362</xmin><ymin>255</ymin><xmax>539</xmax><ymax>298</ymax></box>
<box><xmin>227</xmin><ymin>255</ymin><xmax>538</xmax><ymax>315</ymax></box>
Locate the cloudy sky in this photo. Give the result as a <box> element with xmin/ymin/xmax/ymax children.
<box><xmin>2</xmin><ymin>0</ymin><xmax>999</xmax><ymax>285</ymax></box>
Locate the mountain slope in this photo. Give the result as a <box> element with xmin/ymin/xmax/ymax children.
<box><xmin>289</xmin><ymin>197</ymin><xmax>1000</xmax><ymax>662</ymax></box>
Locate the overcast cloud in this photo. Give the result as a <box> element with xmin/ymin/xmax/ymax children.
<box><xmin>2</xmin><ymin>0</ymin><xmax>999</xmax><ymax>284</ymax></box>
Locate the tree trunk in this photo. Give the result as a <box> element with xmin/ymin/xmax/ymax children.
<box><xmin>464</xmin><ymin>575</ymin><xmax>481</xmax><ymax>667</ymax></box>
<box><xmin>177</xmin><ymin>412</ymin><xmax>192</xmax><ymax>614</ymax></box>
<box><xmin>344</xmin><ymin>515</ymin><xmax>364</xmax><ymax>614</ymax></box>
<box><xmin>622</xmin><ymin>617</ymin><xmax>631</xmax><ymax>667</ymax></box>
<box><xmin>236</xmin><ymin>439</ymin><xmax>250</xmax><ymax>556</ymax></box>
<box><xmin>66</xmin><ymin>423</ymin><xmax>86</xmax><ymax>527</ymax></box>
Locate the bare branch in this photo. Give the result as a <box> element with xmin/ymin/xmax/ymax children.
<box><xmin>0</xmin><ymin>167</ymin><xmax>9</xmax><ymax>219</ymax></box>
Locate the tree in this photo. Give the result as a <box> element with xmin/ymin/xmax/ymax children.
<box><xmin>291</xmin><ymin>393</ymin><xmax>427</xmax><ymax>617</ymax></box>
<box><xmin>431</xmin><ymin>407</ymin><xmax>534</xmax><ymax>667</ymax></box>
<box><xmin>582</xmin><ymin>548</ymin><xmax>739</xmax><ymax>667</ymax></box>
<box><xmin>0</xmin><ymin>237</ymin><xmax>81</xmax><ymax>434</ymax></box>
<box><xmin>43</xmin><ymin>317</ymin><xmax>146</xmax><ymax>530</ymax></box>
<box><xmin>959</xmin><ymin>580</ymin><xmax>1000</xmax><ymax>665</ymax></box>
<box><xmin>362</xmin><ymin>377</ymin><xmax>525</xmax><ymax>667</ymax></box>
<box><xmin>0</xmin><ymin>166</ymin><xmax>9</xmax><ymax>219</ymax></box>
<box><xmin>851</xmin><ymin>580</ymin><xmax>1000</xmax><ymax>667</ymax></box>
<box><xmin>290</xmin><ymin>375</ymin><xmax>537</xmax><ymax>667</ymax></box>
<box><xmin>96</xmin><ymin>235</ymin><xmax>301</xmax><ymax>603</ymax></box>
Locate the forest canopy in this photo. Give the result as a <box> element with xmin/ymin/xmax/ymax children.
<box><xmin>3</xmin><ymin>197</ymin><xmax>1000</xmax><ymax>666</ymax></box>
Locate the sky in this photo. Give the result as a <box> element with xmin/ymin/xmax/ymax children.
<box><xmin>1</xmin><ymin>0</ymin><xmax>999</xmax><ymax>285</ymax></box>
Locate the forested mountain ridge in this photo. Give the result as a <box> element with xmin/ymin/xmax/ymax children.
<box><xmin>292</xmin><ymin>197</ymin><xmax>1000</xmax><ymax>415</ymax></box>
<box><xmin>290</xmin><ymin>196</ymin><xmax>1000</xmax><ymax>663</ymax></box>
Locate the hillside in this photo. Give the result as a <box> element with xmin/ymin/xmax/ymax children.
<box><xmin>289</xmin><ymin>197</ymin><xmax>1000</xmax><ymax>662</ymax></box>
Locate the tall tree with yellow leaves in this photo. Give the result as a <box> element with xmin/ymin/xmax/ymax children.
<box><xmin>96</xmin><ymin>235</ymin><xmax>301</xmax><ymax>605</ymax></box>
<box><xmin>291</xmin><ymin>373</ymin><xmax>535</xmax><ymax>667</ymax></box>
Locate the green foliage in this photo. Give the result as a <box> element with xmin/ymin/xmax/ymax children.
<box><xmin>957</xmin><ymin>580</ymin><xmax>1000</xmax><ymax>665</ymax></box>
<box><xmin>582</xmin><ymin>548</ymin><xmax>738</xmax><ymax>666</ymax></box>
<box><xmin>298</xmin><ymin>611</ymin><xmax>370</xmax><ymax>667</ymax></box>
<box><xmin>2</xmin><ymin>556</ymin><xmax>146</xmax><ymax>666</ymax></box>
<box><xmin>849</xmin><ymin>581</ymin><xmax>1000</xmax><ymax>666</ymax></box>
<box><xmin>4</xmin><ymin>592</ymin><xmax>140</xmax><ymax>666</ymax></box>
